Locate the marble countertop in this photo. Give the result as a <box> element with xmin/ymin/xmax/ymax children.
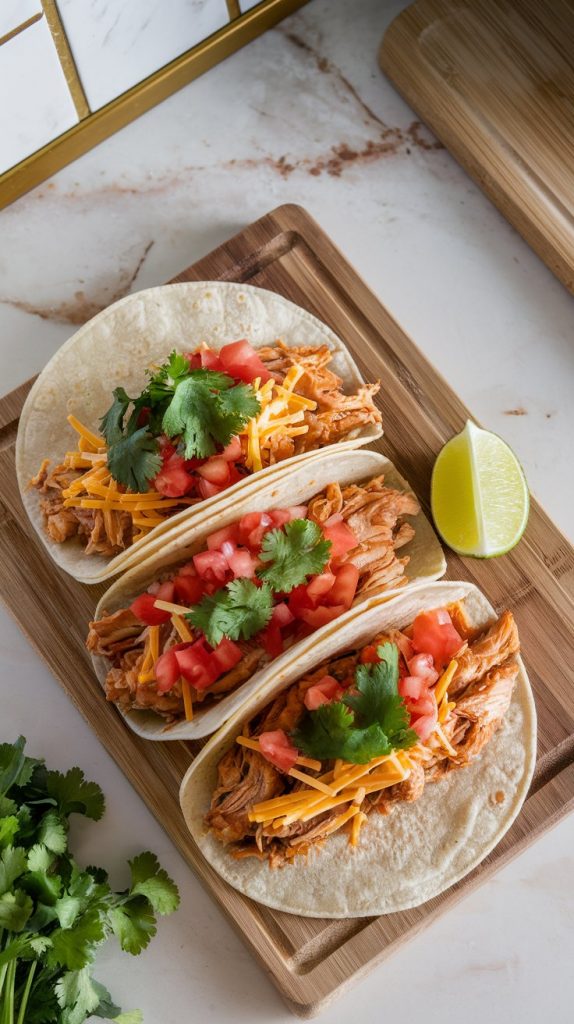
<box><xmin>1</xmin><ymin>0</ymin><xmax>573</xmax><ymax>1020</ymax></box>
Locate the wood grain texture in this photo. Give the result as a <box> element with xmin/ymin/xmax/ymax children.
<box><xmin>379</xmin><ymin>0</ymin><xmax>574</xmax><ymax>293</ymax></box>
<box><xmin>1</xmin><ymin>204</ymin><xmax>573</xmax><ymax>1016</ymax></box>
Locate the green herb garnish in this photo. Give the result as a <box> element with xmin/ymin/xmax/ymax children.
<box><xmin>293</xmin><ymin>643</ymin><xmax>417</xmax><ymax>763</ymax></box>
<box><xmin>186</xmin><ymin>579</ymin><xmax>274</xmax><ymax>648</ymax></box>
<box><xmin>0</xmin><ymin>737</ymin><xmax>179</xmax><ymax>1023</ymax></box>
<box><xmin>257</xmin><ymin>520</ymin><xmax>331</xmax><ymax>593</ymax></box>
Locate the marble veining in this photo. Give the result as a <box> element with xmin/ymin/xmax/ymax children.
<box><xmin>0</xmin><ymin>2</ymin><xmax>574</xmax><ymax>1020</ymax></box>
<box><xmin>0</xmin><ymin>0</ymin><xmax>42</xmax><ymax>39</ymax></box>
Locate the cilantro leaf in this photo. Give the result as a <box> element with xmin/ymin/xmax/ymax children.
<box><xmin>49</xmin><ymin>909</ymin><xmax>106</xmax><ymax>970</ymax></box>
<box><xmin>187</xmin><ymin>579</ymin><xmax>273</xmax><ymax>647</ymax></box>
<box><xmin>24</xmin><ymin>844</ymin><xmax>62</xmax><ymax>905</ymax></box>
<box><xmin>109</xmin><ymin>897</ymin><xmax>157</xmax><ymax>955</ymax></box>
<box><xmin>37</xmin><ymin>811</ymin><xmax>67</xmax><ymax>854</ymax></box>
<box><xmin>257</xmin><ymin>519</ymin><xmax>331</xmax><ymax>593</ymax></box>
<box><xmin>106</xmin><ymin>427</ymin><xmax>162</xmax><ymax>492</ymax></box>
<box><xmin>0</xmin><ymin>815</ymin><xmax>20</xmax><ymax>850</ymax></box>
<box><xmin>55</xmin><ymin>967</ymin><xmax>101</xmax><ymax>1024</ymax></box>
<box><xmin>0</xmin><ymin>736</ymin><xmax>40</xmax><ymax>796</ymax></box>
<box><xmin>0</xmin><ymin>889</ymin><xmax>34</xmax><ymax>931</ymax></box>
<box><xmin>345</xmin><ymin>643</ymin><xmax>417</xmax><ymax>746</ymax></box>
<box><xmin>293</xmin><ymin>642</ymin><xmax>418</xmax><ymax>763</ymax></box>
<box><xmin>147</xmin><ymin>350</ymin><xmax>192</xmax><ymax>402</ymax></box>
<box><xmin>129</xmin><ymin>852</ymin><xmax>180</xmax><ymax>915</ymax></box>
<box><xmin>162</xmin><ymin>370</ymin><xmax>259</xmax><ymax>458</ymax></box>
<box><xmin>0</xmin><ymin>846</ymin><xmax>27</xmax><ymax>896</ymax></box>
<box><xmin>46</xmin><ymin>767</ymin><xmax>105</xmax><ymax>821</ymax></box>
<box><xmin>99</xmin><ymin>388</ymin><xmax>132</xmax><ymax>446</ymax></box>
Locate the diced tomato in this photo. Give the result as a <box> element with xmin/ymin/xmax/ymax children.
<box><xmin>287</xmin><ymin>584</ymin><xmax>314</xmax><ymax>617</ymax></box>
<box><xmin>360</xmin><ymin>645</ymin><xmax>380</xmax><ymax>664</ymax></box>
<box><xmin>197</xmin><ymin>457</ymin><xmax>230</xmax><ymax>486</ymax></box>
<box><xmin>175</xmin><ymin>640</ymin><xmax>219</xmax><ymax>691</ymax></box>
<box><xmin>412</xmin><ymin>609</ymin><xmax>463</xmax><ymax>668</ymax></box>
<box><xmin>226</xmin><ymin>548</ymin><xmax>257</xmax><ymax>579</ymax></box>
<box><xmin>219</xmin><ymin>340</ymin><xmax>273</xmax><ymax>384</ymax></box>
<box><xmin>325</xmin><ymin>564</ymin><xmax>359</xmax><ymax>610</ymax></box>
<box><xmin>199</xmin><ymin>348</ymin><xmax>224</xmax><ymax>372</ymax></box>
<box><xmin>269</xmin><ymin>509</ymin><xmax>292</xmax><ymax>529</ymax></box>
<box><xmin>238</xmin><ymin>511</ymin><xmax>274</xmax><ymax>550</ymax></box>
<box><xmin>226</xmin><ymin>462</ymin><xmax>246</xmax><ymax>485</ymax></box>
<box><xmin>285</xmin><ymin>505</ymin><xmax>308</xmax><ymax>521</ymax></box>
<box><xmin>407</xmin><ymin>695</ymin><xmax>436</xmax><ymax>716</ymax></box>
<box><xmin>198</xmin><ymin>479</ymin><xmax>225</xmax><ymax>499</ymax></box>
<box><xmin>407</xmin><ymin>653</ymin><xmax>439</xmax><ymax>684</ymax></box>
<box><xmin>322</xmin><ymin>520</ymin><xmax>358</xmax><ymax>562</ymax></box>
<box><xmin>184</xmin><ymin>351</ymin><xmax>203</xmax><ymax>370</ymax></box>
<box><xmin>271</xmin><ymin>602</ymin><xmax>294</xmax><ymax>628</ymax></box>
<box><xmin>137</xmin><ymin>406</ymin><xmax>151</xmax><ymax>427</ymax></box>
<box><xmin>393</xmin><ymin>630</ymin><xmax>414</xmax><ymax>663</ymax></box>
<box><xmin>298</xmin><ymin>605</ymin><xmax>346</xmax><ymax>629</ymax></box>
<box><xmin>158</xmin><ymin>437</ymin><xmax>176</xmax><ymax>458</ymax></box>
<box><xmin>259</xmin><ymin>623</ymin><xmax>284</xmax><ymax>658</ymax></box>
<box><xmin>258</xmin><ymin>730</ymin><xmax>298</xmax><ymax>772</ymax></box>
<box><xmin>221</xmin><ymin>436</ymin><xmax>242</xmax><ymax>462</ymax></box>
<box><xmin>206</xmin><ymin>524</ymin><xmax>240</xmax><ymax>550</ymax></box>
<box><xmin>156</xmin><ymin>581</ymin><xmax>175</xmax><ymax>603</ymax></box>
<box><xmin>399</xmin><ymin>675</ymin><xmax>424</xmax><ymax>700</ymax></box>
<box><xmin>173</xmin><ymin>574</ymin><xmax>204</xmax><ymax>605</ymax></box>
<box><xmin>304</xmin><ymin>675</ymin><xmax>344</xmax><ymax>710</ymax></box>
<box><xmin>193</xmin><ymin>550</ymin><xmax>229</xmax><ymax>583</ymax></box>
<box><xmin>130</xmin><ymin>592</ymin><xmax>171</xmax><ymax>626</ymax></box>
<box><xmin>210</xmin><ymin>637</ymin><xmax>243</xmax><ymax>673</ymax></box>
<box><xmin>153</xmin><ymin>454</ymin><xmax>194</xmax><ymax>497</ymax></box>
<box><xmin>306</xmin><ymin>572</ymin><xmax>336</xmax><ymax>604</ymax></box>
<box><xmin>154</xmin><ymin>650</ymin><xmax>181</xmax><ymax>693</ymax></box>
<box><xmin>410</xmin><ymin>710</ymin><xmax>438</xmax><ymax>742</ymax></box>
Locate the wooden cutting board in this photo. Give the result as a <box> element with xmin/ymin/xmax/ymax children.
<box><xmin>1</xmin><ymin>204</ymin><xmax>573</xmax><ymax>1017</ymax></box>
<box><xmin>379</xmin><ymin>0</ymin><xmax>574</xmax><ymax>293</ymax></box>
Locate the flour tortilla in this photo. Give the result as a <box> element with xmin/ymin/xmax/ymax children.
<box><xmin>179</xmin><ymin>581</ymin><xmax>536</xmax><ymax>918</ymax></box>
<box><xmin>16</xmin><ymin>281</ymin><xmax>382</xmax><ymax>584</ymax></box>
<box><xmin>91</xmin><ymin>449</ymin><xmax>446</xmax><ymax>741</ymax></box>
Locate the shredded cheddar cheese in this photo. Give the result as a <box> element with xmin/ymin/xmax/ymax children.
<box><xmin>242</xmin><ymin>363</ymin><xmax>318</xmax><ymax>472</ymax></box>
<box><xmin>182</xmin><ymin>679</ymin><xmax>194</xmax><ymax>721</ymax></box>
<box><xmin>434</xmin><ymin>659</ymin><xmax>458</xmax><ymax>704</ymax></box>
<box><xmin>171</xmin><ymin>615</ymin><xmax>193</xmax><ymax>642</ymax></box>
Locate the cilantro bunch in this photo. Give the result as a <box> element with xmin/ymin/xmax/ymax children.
<box><xmin>99</xmin><ymin>352</ymin><xmax>260</xmax><ymax>491</ymax></box>
<box><xmin>293</xmin><ymin>643</ymin><xmax>418</xmax><ymax>763</ymax></box>
<box><xmin>186</xmin><ymin>521</ymin><xmax>332</xmax><ymax>648</ymax></box>
<box><xmin>0</xmin><ymin>737</ymin><xmax>179</xmax><ymax>1024</ymax></box>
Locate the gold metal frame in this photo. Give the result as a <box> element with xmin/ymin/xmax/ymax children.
<box><xmin>0</xmin><ymin>0</ymin><xmax>309</xmax><ymax>210</ymax></box>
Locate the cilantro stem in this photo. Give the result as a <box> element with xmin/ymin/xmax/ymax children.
<box><xmin>0</xmin><ymin>958</ymin><xmax>15</xmax><ymax>1024</ymax></box>
<box><xmin>15</xmin><ymin>960</ymin><xmax>36</xmax><ymax>1024</ymax></box>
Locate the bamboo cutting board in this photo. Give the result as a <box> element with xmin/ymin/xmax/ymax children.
<box><xmin>1</xmin><ymin>204</ymin><xmax>574</xmax><ymax>1017</ymax></box>
<box><xmin>379</xmin><ymin>0</ymin><xmax>574</xmax><ymax>293</ymax></box>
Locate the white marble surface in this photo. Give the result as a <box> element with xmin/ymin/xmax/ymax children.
<box><xmin>0</xmin><ymin>0</ymin><xmax>42</xmax><ymax>39</ymax></box>
<box><xmin>0</xmin><ymin>15</ymin><xmax>78</xmax><ymax>173</ymax></box>
<box><xmin>1</xmin><ymin>0</ymin><xmax>573</xmax><ymax>1020</ymax></box>
<box><xmin>58</xmin><ymin>0</ymin><xmax>230</xmax><ymax>110</ymax></box>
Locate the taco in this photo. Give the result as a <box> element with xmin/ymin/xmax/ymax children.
<box><xmin>179</xmin><ymin>581</ymin><xmax>536</xmax><ymax>917</ymax></box>
<box><xmin>17</xmin><ymin>282</ymin><xmax>382</xmax><ymax>583</ymax></box>
<box><xmin>87</xmin><ymin>450</ymin><xmax>445</xmax><ymax>740</ymax></box>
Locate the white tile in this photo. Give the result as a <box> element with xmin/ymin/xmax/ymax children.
<box><xmin>0</xmin><ymin>0</ymin><xmax>42</xmax><ymax>39</ymax></box>
<box><xmin>239</xmin><ymin>0</ymin><xmax>264</xmax><ymax>10</ymax></box>
<box><xmin>58</xmin><ymin>0</ymin><xmax>230</xmax><ymax>111</ymax></box>
<box><xmin>0</xmin><ymin>17</ymin><xmax>78</xmax><ymax>174</ymax></box>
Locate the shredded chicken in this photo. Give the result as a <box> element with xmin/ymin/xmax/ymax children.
<box><xmin>32</xmin><ymin>462</ymin><xmax>133</xmax><ymax>557</ymax></box>
<box><xmin>93</xmin><ymin>474</ymin><xmax>419</xmax><ymax>720</ymax></box>
<box><xmin>205</xmin><ymin>610</ymin><xmax>520</xmax><ymax>864</ymax></box>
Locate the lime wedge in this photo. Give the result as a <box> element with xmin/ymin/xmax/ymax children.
<box><xmin>431</xmin><ymin>420</ymin><xmax>529</xmax><ymax>557</ymax></box>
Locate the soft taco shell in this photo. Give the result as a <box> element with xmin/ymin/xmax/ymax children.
<box><xmin>91</xmin><ymin>449</ymin><xmax>445</xmax><ymax>741</ymax></box>
<box><xmin>179</xmin><ymin>581</ymin><xmax>536</xmax><ymax>917</ymax></box>
<box><xmin>16</xmin><ymin>281</ymin><xmax>382</xmax><ymax>584</ymax></box>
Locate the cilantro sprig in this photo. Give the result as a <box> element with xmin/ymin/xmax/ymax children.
<box><xmin>186</xmin><ymin>579</ymin><xmax>274</xmax><ymax>648</ymax></box>
<box><xmin>0</xmin><ymin>736</ymin><xmax>179</xmax><ymax>1023</ymax></box>
<box><xmin>293</xmin><ymin>643</ymin><xmax>418</xmax><ymax>763</ymax></box>
<box><xmin>257</xmin><ymin>520</ymin><xmax>331</xmax><ymax>593</ymax></box>
<box><xmin>98</xmin><ymin>351</ymin><xmax>260</xmax><ymax>491</ymax></box>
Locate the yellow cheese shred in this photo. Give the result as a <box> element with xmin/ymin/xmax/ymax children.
<box><xmin>434</xmin><ymin>659</ymin><xmax>458</xmax><ymax>704</ymax></box>
<box><xmin>171</xmin><ymin>615</ymin><xmax>193</xmax><ymax>642</ymax></box>
<box><xmin>181</xmin><ymin>679</ymin><xmax>194</xmax><ymax>721</ymax></box>
<box><xmin>350</xmin><ymin>811</ymin><xmax>368</xmax><ymax>847</ymax></box>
